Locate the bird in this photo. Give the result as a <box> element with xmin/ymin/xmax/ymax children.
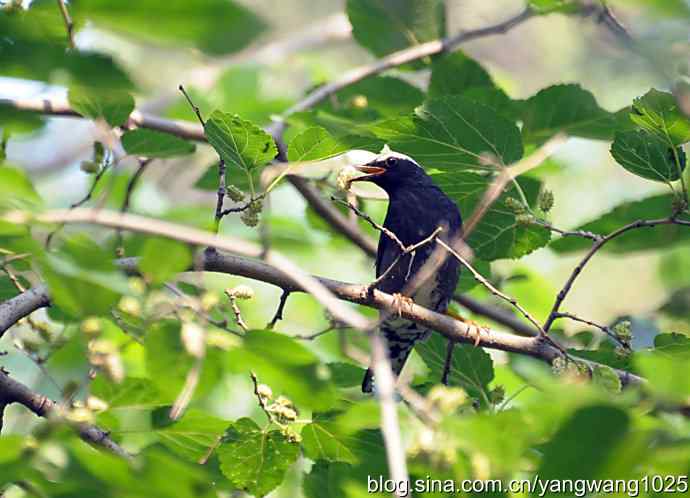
<box><xmin>349</xmin><ymin>146</ymin><xmax>463</xmax><ymax>393</ymax></box>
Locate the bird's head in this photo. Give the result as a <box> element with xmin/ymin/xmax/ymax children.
<box><xmin>350</xmin><ymin>146</ymin><xmax>433</xmax><ymax>193</ymax></box>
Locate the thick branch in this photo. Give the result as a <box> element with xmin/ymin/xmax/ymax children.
<box><xmin>0</xmin><ymin>252</ymin><xmax>643</xmax><ymax>386</ymax></box>
<box><xmin>0</xmin><ymin>370</ymin><xmax>130</xmax><ymax>459</ymax></box>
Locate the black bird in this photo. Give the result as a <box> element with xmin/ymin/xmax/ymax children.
<box><xmin>350</xmin><ymin>148</ymin><xmax>463</xmax><ymax>393</ymax></box>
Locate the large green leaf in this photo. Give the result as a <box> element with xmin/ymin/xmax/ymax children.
<box><xmin>72</xmin><ymin>0</ymin><xmax>265</xmax><ymax>55</ymax></box>
<box><xmin>91</xmin><ymin>376</ymin><xmax>171</xmax><ymax>411</ymax></box>
<box><xmin>152</xmin><ymin>408</ymin><xmax>229</xmax><ymax>462</ymax></box>
<box><xmin>630</xmin><ymin>89</ymin><xmax>690</xmax><ymax>146</ymax></box>
<box><xmin>415</xmin><ymin>332</ymin><xmax>494</xmax><ymax>402</ymax></box>
<box><xmin>218</xmin><ymin>417</ymin><xmax>299</xmax><ymax>497</ymax></box>
<box><xmin>68</xmin><ymin>87</ymin><xmax>134</xmax><ymax>127</ymax></box>
<box><xmin>371</xmin><ymin>96</ymin><xmax>523</xmax><ymax>170</ymax></box>
<box><xmin>121</xmin><ymin>129</ymin><xmax>196</xmax><ymax>158</ymax></box>
<box><xmin>346</xmin><ymin>0</ymin><xmax>445</xmax><ymax>60</ymax></box>
<box><xmin>429</xmin><ymin>51</ymin><xmax>494</xmax><ymax>98</ymax></box>
<box><xmin>227</xmin><ymin>330</ymin><xmax>337</xmax><ymax>410</ymax></box>
<box><xmin>431</xmin><ymin>171</ymin><xmax>550</xmax><ymax>260</ymax></box>
<box><xmin>204</xmin><ymin>111</ymin><xmax>277</xmax><ymax>171</ymax></box>
<box><xmin>610</xmin><ymin>130</ymin><xmax>686</xmax><ymax>182</ymax></box>
<box><xmin>521</xmin><ymin>84</ymin><xmax>619</xmax><ymax>143</ymax></box>
<box><xmin>316</xmin><ymin>76</ymin><xmax>424</xmax><ymax>122</ymax></box>
<box><xmin>139</xmin><ymin>238</ymin><xmax>192</xmax><ymax>285</ymax></box>
<box><xmin>635</xmin><ymin>333</ymin><xmax>690</xmax><ymax>403</ymax></box>
<box><xmin>287</xmin><ymin>127</ymin><xmax>349</xmax><ymax>162</ymax></box>
<box><xmin>550</xmin><ymin>194</ymin><xmax>690</xmax><ymax>253</ymax></box>
<box><xmin>145</xmin><ymin>320</ymin><xmax>223</xmax><ymax>399</ymax></box>
<box><xmin>0</xmin><ymin>4</ymin><xmax>132</xmax><ymax>90</ymax></box>
<box><xmin>302</xmin><ymin>420</ymin><xmax>359</xmax><ymax>464</ymax></box>
<box><xmin>41</xmin><ymin>235</ymin><xmax>130</xmax><ymax>317</ymax></box>
<box><xmin>0</xmin><ymin>166</ymin><xmax>42</xmax><ymax>210</ymax></box>
<box><xmin>535</xmin><ymin>405</ymin><xmax>630</xmax><ymax>491</ymax></box>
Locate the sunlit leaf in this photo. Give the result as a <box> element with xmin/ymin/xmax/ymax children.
<box><xmin>204</xmin><ymin>111</ymin><xmax>277</xmax><ymax>171</ymax></box>
<box><xmin>347</xmin><ymin>0</ymin><xmax>445</xmax><ymax>61</ymax></box>
<box><xmin>431</xmin><ymin>172</ymin><xmax>550</xmax><ymax>260</ymax></box>
<box><xmin>218</xmin><ymin>417</ymin><xmax>299</xmax><ymax>497</ymax></box>
<box><xmin>152</xmin><ymin>408</ymin><xmax>229</xmax><ymax>461</ymax></box>
<box><xmin>371</xmin><ymin>96</ymin><xmax>523</xmax><ymax>170</ymax></box>
<box><xmin>630</xmin><ymin>89</ymin><xmax>690</xmax><ymax>146</ymax></box>
<box><xmin>139</xmin><ymin>237</ymin><xmax>192</xmax><ymax>285</ymax></box>
<box><xmin>121</xmin><ymin>129</ymin><xmax>196</xmax><ymax>158</ymax></box>
<box><xmin>72</xmin><ymin>0</ymin><xmax>265</xmax><ymax>55</ymax></box>
<box><xmin>521</xmin><ymin>84</ymin><xmax>619</xmax><ymax>143</ymax></box>
<box><xmin>68</xmin><ymin>87</ymin><xmax>134</xmax><ymax>127</ymax></box>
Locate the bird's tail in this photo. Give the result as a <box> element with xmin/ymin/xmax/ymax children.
<box><xmin>361</xmin><ymin>343</ymin><xmax>415</xmax><ymax>393</ymax></box>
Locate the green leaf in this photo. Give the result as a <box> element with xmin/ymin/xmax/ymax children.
<box><xmin>121</xmin><ymin>129</ymin><xmax>196</xmax><ymax>158</ymax></box>
<box><xmin>521</xmin><ymin>84</ymin><xmax>619</xmax><ymax>143</ymax></box>
<box><xmin>431</xmin><ymin>172</ymin><xmax>550</xmax><ymax>260</ymax></box>
<box><xmin>91</xmin><ymin>376</ymin><xmax>170</xmax><ymax>410</ymax></box>
<box><xmin>139</xmin><ymin>238</ymin><xmax>192</xmax><ymax>285</ymax></box>
<box><xmin>610</xmin><ymin>130</ymin><xmax>686</xmax><ymax>182</ymax></box>
<box><xmin>0</xmin><ymin>275</ymin><xmax>29</xmax><ymax>301</ymax></box>
<box><xmin>0</xmin><ymin>166</ymin><xmax>42</xmax><ymax>210</ymax></box>
<box><xmin>218</xmin><ymin>417</ymin><xmax>299</xmax><ymax>497</ymax></box>
<box><xmin>302</xmin><ymin>420</ymin><xmax>359</xmax><ymax>464</ymax></box>
<box><xmin>145</xmin><ymin>320</ymin><xmax>222</xmax><ymax>399</ymax></box>
<box><xmin>528</xmin><ymin>0</ymin><xmax>581</xmax><ymax>13</ymax></box>
<box><xmin>550</xmin><ymin>194</ymin><xmax>690</xmax><ymax>254</ymax></box>
<box><xmin>327</xmin><ymin>362</ymin><xmax>366</xmax><ymax>388</ymax></box>
<box><xmin>416</xmin><ymin>333</ymin><xmax>494</xmax><ymax>402</ymax></box>
<box><xmin>371</xmin><ymin>96</ymin><xmax>523</xmax><ymax>171</ymax></box>
<box><xmin>653</xmin><ymin>332</ymin><xmax>690</xmax><ymax>358</ymax></box>
<box><xmin>68</xmin><ymin>87</ymin><xmax>134</xmax><ymax>127</ymax></box>
<box><xmin>591</xmin><ymin>365</ymin><xmax>622</xmax><ymax>393</ymax></box>
<box><xmin>0</xmin><ymin>103</ymin><xmax>45</xmax><ymax>135</ymax></box>
<box><xmin>636</xmin><ymin>350</ymin><xmax>690</xmax><ymax>403</ymax></box>
<box><xmin>287</xmin><ymin>127</ymin><xmax>349</xmax><ymax>162</ymax></box>
<box><xmin>316</xmin><ymin>76</ymin><xmax>424</xmax><ymax>121</ymax></box>
<box><xmin>630</xmin><ymin>89</ymin><xmax>690</xmax><ymax>146</ymax></box>
<box><xmin>72</xmin><ymin>0</ymin><xmax>265</xmax><ymax>56</ymax></box>
<box><xmin>204</xmin><ymin>111</ymin><xmax>277</xmax><ymax>171</ymax></box>
<box><xmin>456</xmin><ymin>258</ymin><xmax>491</xmax><ymax>292</ymax></box>
<box><xmin>153</xmin><ymin>408</ymin><xmax>229</xmax><ymax>462</ymax></box>
<box><xmin>346</xmin><ymin>0</ymin><xmax>445</xmax><ymax>61</ymax></box>
<box><xmin>429</xmin><ymin>51</ymin><xmax>494</xmax><ymax>98</ymax></box>
<box><xmin>536</xmin><ymin>405</ymin><xmax>630</xmax><ymax>489</ymax></box>
<box><xmin>41</xmin><ymin>235</ymin><xmax>130</xmax><ymax>317</ymax></box>
<box><xmin>227</xmin><ymin>330</ymin><xmax>337</xmax><ymax>410</ymax></box>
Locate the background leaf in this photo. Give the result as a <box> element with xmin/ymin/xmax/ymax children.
<box><xmin>218</xmin><ymin>417</ymin><xmax>299</xmax><ymax>497</ymax></box>
<box><xmin>122</xmin><ymin>129</ymin><xmax>196</xmax><ymax>158</ymax></box>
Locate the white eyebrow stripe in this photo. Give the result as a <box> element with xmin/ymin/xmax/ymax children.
<box><xmin>375</xmin><ymin>150</ymin><xmax>422</xmax><ymax>168</ymax></box>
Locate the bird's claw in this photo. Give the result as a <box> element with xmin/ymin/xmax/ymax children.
<box><xmin>391</xmin><ymin>293</ymin><xmax>414</xmax><ymax>317</ymax></box>
<box><xmin>446</xmin><ymin>310</ymin><xmax>490</xmax><ymax>346</ymax></box>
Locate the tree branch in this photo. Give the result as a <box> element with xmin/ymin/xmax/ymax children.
<box><xmin>56</xmin><ymin>0</ymin><xmax>76</xmax><ymax>49</ymax></box>
<box><xmin>0</xmin><ymin>369</ymin><xmax>130</xmax><ymax>459</ymax></box>
<box><xmin>0</xmin><ymin>251</ymin><xmax>644</xmax><ymax>387</ymax></box>
<box><xmin>543</xmin><ymin>216</ymin><xmax>690</xmax><ymax>332</ymax></box>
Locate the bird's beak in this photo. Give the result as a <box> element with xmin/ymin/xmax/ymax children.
<box><xmin>350</xmin><ymin>164</ymin><xmax>386</xmax><ymax>182</ymax></box>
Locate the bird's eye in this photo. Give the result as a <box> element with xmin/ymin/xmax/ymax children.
<box><xmin>386</xmin><ymin>157</ymin><xmax>398</xmax><ymax>168</ymax></box>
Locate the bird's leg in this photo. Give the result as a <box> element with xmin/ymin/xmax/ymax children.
<box><xmin>446</xmin><ymin>309</ymin><xmax>491</xmax><ymax>346</ymax></box>
<box><xmin>391</xmin><ymin>293</ymin><xmax>415</xmax><ymax>317</ymax></box>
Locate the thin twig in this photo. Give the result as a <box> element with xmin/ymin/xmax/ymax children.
<box><xmin>267</xmin><ymin>290</ymin><xmax>290</xmax><ymax>329</ymax></box>
<box><xmin>552</xmin><ymin>311</ymin><xmax>629</xmax><ymax>348</ymax></box>
<box><xmin>214</xmin><ymin>160</ymin><xmax>227</xmax><ymax>233</ymax></box>
<box><xmin>332</xmin><ymin>196</ymin><xmax>404</xmax><ymax>250</ymax></box>
<box><xmin>543</xmin><ymin>216</ymin><xmax>690</xmax><ymax>332</ymax></box>
<box><xmin>224</xmin><ymin>289</ymin><xmax>249</xmax><ymax>332</ymax></box>
<box><xmin>56</xmin><ymin>0</ymin><xmax>76</xmax><ymax>49</ymax></box>
<box><xmin>178</xmin><ymin>85</ymin><xmax>205</xmax><ymax>127</ymax></box>
<box><xmin>116</xmin><ymin>158</ymin><xmax>153</xmax><ymax>255</ymax></box>
<box><xmin>441</xmin><ymin>340</ymin><xmax>454</xmax><ymax>385</ymax></box>
<box><xmin>531</xmin><ymin>218</ymin><xmax>602</xmax><ymax>242</ymax></box>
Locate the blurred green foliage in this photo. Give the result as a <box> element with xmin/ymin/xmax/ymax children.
<box><xmin>2</xmin><ymin>0</ymin><xmax>690</xmax><ymax>497</ymax></box>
